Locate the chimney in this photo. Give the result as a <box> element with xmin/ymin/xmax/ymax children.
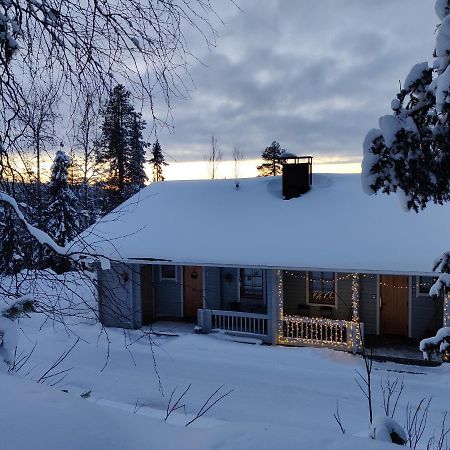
<box><xmin>281</xmin><ymin>155</ymin><xmax>313</xmax><ymax>200</ymax></box>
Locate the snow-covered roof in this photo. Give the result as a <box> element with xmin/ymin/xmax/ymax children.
<box><xmin>79</xmin><ymin>174</ymin><xmax>450</xmax><ymax>274</ymax></box>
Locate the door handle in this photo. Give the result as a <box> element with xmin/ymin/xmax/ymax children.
<box><xmin>379</xmin><ymin>297</ymin><xmax>382</xmax><ymax>309</ymax></box>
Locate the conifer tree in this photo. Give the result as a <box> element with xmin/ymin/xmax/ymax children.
<box><xmin>125</xmin><ymin>112</ymin><xmax>148</xmax><ymax>195</ymax></box>
<box><xmin>96</xmin><ymin>85</ymin><xmax>148</xmax><ymax>210</ymax></box>
<box><xmin>257</xmin><ymin>141</ymin><xmax>284</xmax><ymax>177</ymax></box>
<box><xmin>0</xmin><ymin>209</ymin><xmax>27</xmax><ymax>274</ymax></box>
<box><xmin>362</xmin><ymin>0</ymin><xmax>450</xmax><ymax>303</ymax></box>
<box><xmin>149</xmin><ymin>140</ymin><xmax>168</xmax><ymax>182</ymax></box>
<box><xmin>362</xmin><ymin>2</ymin><xmax>450</xmax><ymax>212</ymax></box>
<box><xmin>44</xmin><ymin>150</ymin><xmax>79</xmax><ymax>247</ymax></box>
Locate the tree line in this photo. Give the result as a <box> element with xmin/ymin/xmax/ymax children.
<box><xmin>0</xmin><ymin>84</ymin><xmax>168</xmax><ymax>274</ymax></box>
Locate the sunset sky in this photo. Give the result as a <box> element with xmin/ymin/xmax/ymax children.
<box><xmin>147</xmin><ymin>0</ymin><xmax>437</xmax><ymax>180</ymax></box>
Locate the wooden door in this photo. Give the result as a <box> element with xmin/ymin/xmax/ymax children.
<box><xmin>183</xmin><ymin>266</ymin><xmax>203</xmax><ymax>320</ymax></box>
<box><xmin>380</xmin><ymin>275</ymin><xmax>409</xmax><ymax>336</ymax></box>
<box><xmin>141</xmin><ymin>265</ymin><xmax>154</xmax><ymax>325</ymax></box>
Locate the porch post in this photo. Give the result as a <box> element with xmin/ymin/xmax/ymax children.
<box><xmin>270</xmin><ymin>269</ymin><xmax>284</xmax><ymax>345</ymax></box>
<box><xmin>351</xmin><ymin>273</ymin><xmax>361</xmax><ymax>353</ymax></box>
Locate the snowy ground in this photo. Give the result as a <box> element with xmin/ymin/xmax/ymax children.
<box><xmin>2</xmin><ymin>273</ymin><xmax>450</xmax><ymax>449</ymax></box>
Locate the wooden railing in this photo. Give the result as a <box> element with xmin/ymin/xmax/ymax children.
<box><xmin>197</xmin><ymin>309</ymin><xmax>270</xmax><ymax>337</ymax></box>
<box><xmin>211</xmin><ymin>310</ymin><xmax>269</xmax><ymax>336</ymax></box>
<box><xmin>280</xmin><ymin>315</ymin><xmax>362</xmax><ymax>352</ymax></box>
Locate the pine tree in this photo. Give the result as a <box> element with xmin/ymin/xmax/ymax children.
<box><xmin>44</xmin><ymin>150</ymin><xmax>79</xmax><ymax>248</ymax></box>
<box><xmin>257</xmin><ymin>141</ymin><xmax>284</xmax><ymax>177</ymax></box>
<box><xmin>149</xmin><ymin>140</ymin><xmax>168</xmax><ymax>182</ymax></box>
<box><xmin>96</xmin><ymin>85</ymin><xmax>148</xmax><ymax>210</ymax></box>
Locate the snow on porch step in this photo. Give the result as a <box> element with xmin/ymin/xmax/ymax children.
<box><xmin>211</xmin><ymin>330</ymin><xmax>263</xmax><ymax>345</ymax></box>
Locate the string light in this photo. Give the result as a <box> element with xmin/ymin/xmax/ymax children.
<box><xmin>284</xmin><ymin>271</ymin><xmax>436</xmax><ymax>290</ymax></box>
<box><xmin>277</xmin><ymin>272</ymin><xmax>363</xmax><ymax>353</ymax></box>
<box><xmin>444</xmin><ymin>291</ymin><xmax>450</xmax><ymax>328</ymax></box>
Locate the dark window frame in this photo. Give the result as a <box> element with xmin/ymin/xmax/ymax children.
<box><xmin>160</xmin><ymin>265</ymin><xmax>177</xmax><ymax>281</ymax></box>
<box><xmin>307</xmin><ymin>271</ymin><xmax>337</xmax><ymax>307</ymax></box>
<box><xmin>240</xmin><ymin>268</ymin><xmax>264</xmax><ymax>300</ymax></box>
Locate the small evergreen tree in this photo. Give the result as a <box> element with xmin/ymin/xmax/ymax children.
<box><xmin>257</xmin><ymin>141</ymin><xmax>284</xmax><ymax>176</ymax></box>
<box><xmin>44</xmin><ymin>150</ymin><xmax>79</xmax><ymax>247</ymax></box>
<box><xmin>149</xmin><ymin>140</ymin><xmax>168</xmax><ymax>182</ymax></box>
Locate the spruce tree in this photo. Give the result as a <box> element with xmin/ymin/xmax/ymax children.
<box><xmin>257</xmin><ymin>141</ymin><xmax>284</xmax><ymax>177</ymax></box>
<box><xmin>362</xmin><ymin>2</ymin><xmax>450</xmax><ymax>212</ymax></box>
<box><xmin>44</xmin><ymin>150</ymin><xmax>79</xmax><ymax>247</ymax></box>
<box><xmin>0</xmin><ymin>209</ymin><xmax>27</xmax><ymax>274</ymax></box>
<box><xmin>362</xmin><ymin>0</ymin><xmax>450</xmax><ymax>325</ymax></box>
<box><xmin>96</xmin><ymin>85</ymin><xmax>148</xmax><ymax>210</ymax></box>
<box><xmin>125</xmin><ymin>112</ymin><xmax>148</xmax><ymax>195</ymax></box>
<box><xmin>149</xmin><ymin>140</ymin><xmax>168</xmax><ymax>182</ymax></box>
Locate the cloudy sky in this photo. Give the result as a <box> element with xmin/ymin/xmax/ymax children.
<box><xmin>150</xmin><ymin>0</ymin><xmax>438</xmax><ymax>179</ymax></box>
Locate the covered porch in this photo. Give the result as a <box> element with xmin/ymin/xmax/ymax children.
<box><xmin>278</xmin><ymin>271</ymin><xmax>362</xmax><ymax>352</ymax></box>
<box><xmin>198</xmin><ymin>269</ymin><xmax>363</xmax><ymax>352</ymax></box>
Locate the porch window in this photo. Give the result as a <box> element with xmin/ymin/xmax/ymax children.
<box><xmin>240</xmin><ymin>268</ymin><xmax>263</xmax><ymax>300</ymax></box>
<box><xmin>307</xmin><ymin>271</ymin><xmax>336</xmax><ymax>306</ymax></box>
<box><xmin>417</xmin><ymin>276</ymin><xmax>438</xmax><ymax>296</ymax></box>
<box><xmin>160</xmin><ymin>265</ymin><xmax>177</xmax><ymax>281</ymax></box>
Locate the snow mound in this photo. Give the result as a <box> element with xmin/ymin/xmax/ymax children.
<box><xmin>369</xmin><ymin>416</ymin><xmax>407</xmax><ymax>445</ymax></box>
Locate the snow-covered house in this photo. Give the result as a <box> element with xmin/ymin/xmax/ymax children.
<box><xmin>83</xmin><ymin>158</ymin><xmax>449</xmax><ymax>352</ymax></box>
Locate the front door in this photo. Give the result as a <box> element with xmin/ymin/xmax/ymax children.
<box><xmin>183</xmin><ymin>266</ymin><xmax>203</xmax><ymax>321</ymax></box>
<box><xmin>380</xmin><ymin>275</ymin><xmax>409</xmax><ymax>336</ymax></box>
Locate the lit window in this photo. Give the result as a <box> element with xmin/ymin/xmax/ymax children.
<box><xmin>308</xmin><ymin>271</ymin><xmax>336</xmax><ymax>306</ymax></box>
<box><xmin>240</xmin><ymin>268</ymin><xmax>263</xmax><ymax>299</ymax></box>
<box><xmin>160</xmin><ymin>265</ymin><xmax>176</xmax><ymax>280</ymax></box>
<box><xmin>417</xmin><ymin>276</ymin><xmax>438</xmax><ymax>296</ymax></box>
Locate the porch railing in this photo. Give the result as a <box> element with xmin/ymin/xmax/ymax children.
<box><xmin>198</xmin><ymin>309</ymin><xmax>270</xmax><ymax>340</ymax></box>
<box><xmin>280</xmin><ymin>315</ymin><xmax>363</xmax><ymax>353</ymax></box>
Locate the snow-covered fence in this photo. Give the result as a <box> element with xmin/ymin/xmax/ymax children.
<box><xmin>280</xmin><ymin>316</ymin><xmax>362</xmax><ymax>353</ymax></box>
<box><xmin>198</xmin><ymin>309</ymin><xmax>270</xmax><ymax>341</ymax></box>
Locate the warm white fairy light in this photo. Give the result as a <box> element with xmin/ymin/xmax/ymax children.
<box><xmin>351</xmin><ymin>273</ymin><xmax>362</xmax><ymax>352</ymax></box>
<box><xmin>277</xmin><ymin>271</ymin><xmax>362</xmax><ymax>352</ymax></box>
<box><xmin>444</xmin><ymin>291</ymin><xmax>450</xmax><ymax>327</ymax></box>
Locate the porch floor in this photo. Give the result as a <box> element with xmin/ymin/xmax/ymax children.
<box><xmin>364</xmin><ymin>335</ymin><xmax>442</xmax><ymax>367</ymax></box>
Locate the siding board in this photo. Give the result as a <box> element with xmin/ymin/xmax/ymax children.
<box><xmin>411</xmin><ymin>278</ymin><xmax>443</xmax><ymax>339</ymax></box>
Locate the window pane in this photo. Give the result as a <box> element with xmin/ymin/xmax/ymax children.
<box><xmin>161</xmin><ymin>265</ymin><xmax>176</xmax><ymax>279</ymax></box>
<box><xmin>241</xmin><ymin>268</ymin><xmax>263</xmax><ymax>299</ymax></box>
<box><xmin>309</xmin><ymin>271</ymin><xmax>335</xmax><ymax>306</ymax></box>
<box><xmin>418</xmin><ymin>276</ymin><xmax>437</xmax><ymax>295</ymax></box>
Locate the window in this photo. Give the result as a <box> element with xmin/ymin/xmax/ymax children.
<box><xmin>240</xmin><ymin>268</ymin><xmax>263</xmax><ymax>300</ymax></box>
<box><xmin>417</xmin><ymin>276</ymin><xmax>438</xmax><ymax>296</ymax></box>
<box><xmin>160</xmin><ymin>265</ymin><xmax>176</xmax><ymax>281</ymax></box>
<box><xmin>307</xmin><ymin>271</ymin><xmax>336</xmax><ymax>306</ymax></box>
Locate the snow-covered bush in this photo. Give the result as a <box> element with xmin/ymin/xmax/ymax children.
<box><xmin>0</xmin><ymin>297</ymin><xmax>34</xmax><ymax>370</ymax></box>
<box><xmin>420</xmin><ymin>327</ymin><xmax>450</xmax><ymax>361</ymax></box>
<box><xmin>369</xmin><ymin>416</ymin><xmax>407</xmax><ymax>446</ymax></box>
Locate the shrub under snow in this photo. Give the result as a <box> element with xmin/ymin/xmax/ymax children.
<box><xmin>369</xmin><ymin>416</ymin><xmax>407</xmax><ymax>446</ymax></box>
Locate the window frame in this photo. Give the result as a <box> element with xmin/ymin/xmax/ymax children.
<box><xmin>306</xmin><ymin>271</ymin><xmax>338</xmax><ymax>308</ymax></box>
<box><xmin>416</xmin><ymin>276</ymin><xmax>438</xmax><ymax>297</ymax></box>
<box><xmin>160</xmin><ymin>265</ymin><xmax>177</xmax><ymax>282</ymax></box>
<box><xmin>239</xmin><ymin>268</ymin><xmax>265</xmax><ymax>301</ymax></box>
